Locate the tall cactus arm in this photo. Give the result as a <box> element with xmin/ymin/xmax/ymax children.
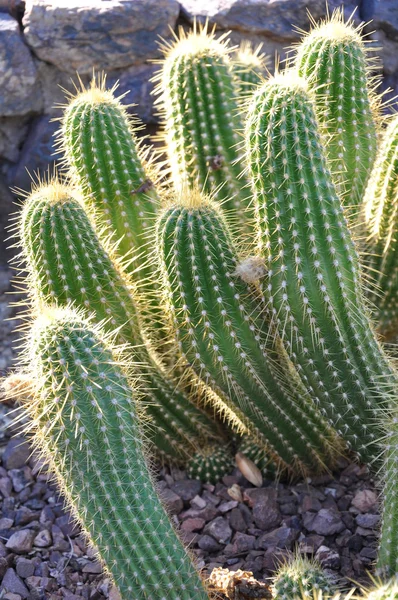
<box><xmin>294</xmin><ymin>10</ymin><xmax>379</xmax><ymax>211</ymax></box>
<box><xmin>21</xmin><ymin>308</ymin><xmax>209</xmax><ymax>600</ymax></box>
<box><xmin>153</xmin><ymin>24</ymin><xmax>250</xmax><ymax>228</ymax></box>
<box><xmin>364</xmin><ymin>115</ymin><xmax>398</xmax><ymax>338</ymax></box>
<box><xmin>156</xmin><ymin>190</ymin><xmax>339</xmax><ymax>475</ymax></box>
<box><xmin>246</xmin><ymin>73</ymin><xmax>396</xmax><ymax>463</ymax></box>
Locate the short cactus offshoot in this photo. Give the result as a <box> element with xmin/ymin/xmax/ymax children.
<box><xmin>153</xmin><ymin>23</ymin><xmax>250</xmax><ymax>229</ymax></box>
<box><xmin>272</xmin><ymin>556</ymin><xmax>335</xmax><ymax>600</ymax></box>
<box><xmin>15</xmin><ymin>180</ymin><xmax>219</xmax><ymax>463</ymax></box>
<box><xmin>294</xmin><ymin>10</ymin><xmax>379</xmax><ymax>211</ymax></box>
<box><xmin>156</xmin><ymin>189</ymin><xmax>338</xmax><ymax>475</ymax></box>
<box><xmin>246</xmin><ymin>72</ymin><xmax>396</xmax><ymax>463</ymax></box>
<box><xmin>21</xmin><ymin>308</ymin><xmax>208</xmax><ymax>600</ymax></box>
<box><xmin>232</xmin><ymin>41</ymin><xmax>268</xmax><ymax>95</ymax></box>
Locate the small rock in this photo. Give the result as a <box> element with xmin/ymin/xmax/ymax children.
<box><xmin>0</xmin><ymin>518</ymin><xmax>14</xmax><ymax>529</ymax></box>
<box><xmin>198</xmin><ymin>535</ymin><xmax>222</xmax><ymax>553</ymax></box>
<box><xmin>9</xmin><ymin>468</ymin><xmax>33</xmax><ymax>493</ymax></box>
<box><xmin>315</xmin><ymin>545</ymin><xmax>341</xmax><ymax>569</ymax></box>
<box><xmin>204</xmin><ymin>517</ymin><xmax>232</xmax><ymax>544</ymax></box>
<box><xmin>351</xmin><ymin>490</ymin><xmax>378</xmax><ymax>513</ymax></box>
<box><xmin>34</xmin><ymin>529</ymin><xmax>52</xmax><ymax>547</ymax></box>
<box><xmin>82</xmin><ymin>561</ymin><xmax>103</xmax><ymax>574</ymax></box>
<box><xmin>0</xmin><ymin>568</ymin><xmax>29</xmax><ymax>599</ymax></box>
<box><xmin>356</xmin><ymin>513</ymin><xmax>380</xmax><ymax>528</ymax></box>
<box><xmin>6</xmin><ymin>530</ymin><xmax>36</xmax><ymax>554</ymax></box>
<box><xmin>257</xmin><ymin>527</ymin><xmax>299</xmax><ymax>550</ymax></box>
<box><xmin>181</xmin><ymin>518</ymin><xmax>205</xmax><ymax>533</ymax></box>
<box><xmin>2</xmin><ymin>439</ymin><xmax>30</xmax><ymax>470</ymax></box>
<box><xmin>229</xmin><ymin>508</ymin><xmax>247</xmax><ymax>532</ymax></box>
<box><xmin>251</xmin><ymin>489</ymin><xmax>281</xmax><ymax>531</ymax></box>
<box><xmin>15</xmin><ymin>558</ymin><xmax>35</xmax><ymax>579</ymax></box>
<box><xmin>0</xmin><ymin>477</ymin><xmax>12</xmax><ymax>498</ymax></box>
<box><xmin>300</xmin><ymin>495</ymin><xmax>322</xmax><ymax>513</ymax></box>
<box><xmin>171</xmin><ymin>480</ymin><xmax>202</xmax><ymax>502</ymax></box>
<box><xmin>232</xmin><ymin>532</ymin><xmax>256</xmax><ymax>553</ymax></box>
<box><xmin>158</xmin><ymin>487</ymin><xmax>184</xmax><ymax>515</ymax></box>
<box><xmin>191</xmin><ymin>495</ymin><xmax>206</xmax><ymax>510</ymax></box>
<box><xmin>218</xmin><ymin>500</ymin><xmax>238</xmax><ymax>514</ymax></box>
<box><xmin>305</xmin><ymin>509</ymin><xmax>345</xmax><ymax>536</ymax></box>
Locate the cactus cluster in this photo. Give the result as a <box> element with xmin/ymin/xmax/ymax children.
<box><xmin>6</xmin><ymin>8</ymin><xmax>398</xmax><ymax>599</ymax></box>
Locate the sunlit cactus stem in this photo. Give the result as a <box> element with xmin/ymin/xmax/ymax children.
<box><xmin>22</xmin><ymin>308</ymin><xmax>208</xmax><ymax>600</ymax></box>
<box><xmin>16</xmin><ymin>180</ymin><xmax>220</xmax><ymax>463</ymax></box>
<box><xmin>156</xmin><ymin>189</ymin><xmax>339</xmax><ymax>475</ymax></box>
<box><xmin>232</xmin><ymin>41</ymin><xmax>268</xmax><ymax>95</ymax></box>
<box><xmin>294</xmin><ymin>10</ymin><xmax>378</xmax><ymax>211</ymax></box>
<box><xmin>364</xmin><ymin>114</ymin><xmax>398</xmax><ymax>339</ymax></box>
<box><xmin>60</xmin><ymin>77</ymin><xmax>163</xmax><ymax>333</ymax></box>
<box><xmin>246</xmin><ymin>72</ymin><xmax>396</xmax><ymax>464</ymax></box>
<box><xmin>154</xmin><ymin>24</ymin><xmax>250</xmax><ymax>230</ymax></box>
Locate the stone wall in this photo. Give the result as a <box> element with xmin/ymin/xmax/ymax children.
<box><xmin>0</xmin><ymin>0</ymin><xmax>397</xmax><ymax>262</ymax></box>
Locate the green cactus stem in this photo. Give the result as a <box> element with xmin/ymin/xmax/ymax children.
<box><xmin>232</xmin><ymin>41</ymin><xmax>268</xmax><ymax>95</ymax></box>
<box><xmin>272</xmin><ymin>556</ymin><xmax>335</xmax><ymax>600</ymax></box>
<box><xmin>153</xmin><ymin>24</ymin><xmax>250</xmax><ymax>227</ymax></box>
<box><xmin>237</xmin><ymin>435</ymin><xmax>277</xmax><ymax>477</ymax></box>
<box><xmin>59</xmin><ymin>77</ymin><xmax>163</xmax><ymax>333</ymax></box>
<box><xmin>16</xmin><ymin>180</ymin><xmax>219</xmax><ymax>463</ymax></box>
<box><xmin>156</xmin><ymin>189</ymin><xmax>339</xmax><ymax>475</ymax></box>
<box><xmin>187</xmin><ymin>444</ymin><xmax>234</xmax><ymax>484</ymax></box>
<box><xmin>294</xmin><ymin>10</ymin><xmax>379</xmax><ymax>211</ymax></box>
<box><xmin>22</xmin><ymin>307</ymin><xmax>208</xmax><ymax>600</ymax></box>
<box><xmin>246</xmin><ymin>72</ymin><xmax>396</xmax><ymax>463</ymax></box>
<box><xmin>364</xmin><ymin>114</ymin><xmax>398</xmax><ymax>339</ymax></box>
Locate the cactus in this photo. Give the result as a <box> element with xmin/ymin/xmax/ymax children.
<box><xmin>21</xmin><ymin>307</ymin><xmax>208</xmax><ymax>600</ymax></box>
<box><xmin>294</xmin><ymin>10</ymin><xmax>378</xmax><ymax>211</ymax></box>
<box><xmin>237</xmin><ymin>435</ymin><xmax>277</xmax><ymax>477</ymax></box>
<box><xmin>377</xmin><ymin>411</ymin><xmax>398</xmax><ymax>577</ymax></box>
<box><xmin>16</xmin><ymin>180</ymin><xmax>220</xmax><ymax>463</ymax></box>
<box><xmin>272</xmin><ymin>556</ymin><xmax>335</xmax><ymax>600</ymax></box>
<box><xmin>363</xmin><ymin>114</ymin><xmax>398</xmax><ymax>339</ymax></box>
<box><xmin>246</xmin><ymin>72</ymin><xmax>396</xmax><ymax>463</ymax></box>
<box><xmin>156</xmin><ymin>189</ymin><xmax>339</xmax><ymax>475</ymax></box>
<box><xmin>59</xmin><ymin>76</ymin><xmax>163</xmax><ymax>334</ymax></box>
<box><xmin>153</xmin><ymin>23</ymin><xmax>250</xmax><ymax>228</ymax></box>
<box><xmin>232</xmin><ymin>41</ymin><xmax>268</xmax><ymax>95</ymax></box>
<box><xmin>187</xmin><ymin>444</ymin><xmax>234</xmax><ymax>484</ymax></box>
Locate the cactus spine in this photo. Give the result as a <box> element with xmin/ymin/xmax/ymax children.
<box><xmin>246</xmin><ymin>73</ymin><xmax>396</xmax><ymax>463</ymax></box>
<box><xmin>156</xmin><ymin>190</ymin><xmax>338</xmax><ymax>474</ymax></box>
<box><xmin>294</xmin><ymin>11</ymin><xmax>378</xmax><ymax>210</ymax></box>
<box><xmin>187</xmin><ymin>445</ymin><xmax>233</xmax><ymax>484</ymax></box>
<box><xmin>364</xmin><ymin>114</ymin><xmax>398</xmax><ymax>339</ymax></box>
<box><xmin>23</xmin><ymin>308</ymin><xmax>208</xmax><ymax>600</ymax></box>
<box><xmin>17</xmin><ymin>181</ymin><xmax>219</xmax><ymax>462</ymax></box>
<box><xmin>154</xmin><ymin>25</ymin><xmax>250</xmax><ymax>225</ymax></box>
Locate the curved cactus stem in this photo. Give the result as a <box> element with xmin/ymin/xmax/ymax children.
<box><xmin>246</xmin><ymin>72</ymin><xmax>397</xmax><ymax>463</ymax></box>
<box><xmin>15</xmin><ymin>180</ymin><xmax>220</xmax><ymax>463</ymax></box>
<box><xmin>58</xmin><ymin>76</ymin><xmax>164</xmax><ymax>338</ymax></box>
<box><xmin>156</xmin><ymin>189</ymin><xmax>340</xmax><ymax>475</ymax></box>
<box><xmin>153</xmin><ymin>23</ymin><xmax>250</xmax><ymax>232</ymax></box>
<box><xmin>294</xmin><ymin>9</ymin><xmax>379</xmax><ymax>212</ymax></box>
<box><xmin>364</xmin><ymin>114</ymin><xmax>398</xmax><ymax>339</ymax></box>
<box><xmin>20</xmin><ymin>308</ymin><xmax>209</xmax><ymax>600</ymax></box>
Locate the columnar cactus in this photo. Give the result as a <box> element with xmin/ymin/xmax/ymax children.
<box><xmin>377</xmin><ymin>412</ymin><xmax>398</xmax><ymax>577</ymax></box>
<box><xmin>232</xmin><ymin>42</ymin><xmax>268</xmax><ymax>95</ymax></box>
<box><xmin>246</xmin><ymin>73</ymin><xmax>396</xmax><ymax>463</ymax></box>
<box><xmin>272</xmin><ymin>556</ymin><xmax>335</xmax><ymax>600</ymax></box>
<box><xmin>59</xmin><ymin>78</ymin><xmax>162</xmax><ymax>333</ymax></box>
<box><xmin>154</xmin><ymin>24</ymin><xmax>250</xmax><ymax>227</ymax></box>
<box><xmin>16</xmin><ymin>180</ymin><xmax>219</xmax><ymax>462</ymax></box>
<box><xmin>22</xmin><ymin>308</ymin><xmax>208</xmax><ymax>600</ymax></box>
<box><xmin>294</xmin><ymin>11</ymin><xmax>378</xmax><ymax>210</ymax></box>
<box><xmin>156</xmin><ymin>189</ymin><xmax>339</xmax><ymax>474</ymax></box>
<box><xmin>364</xmin><ymin>114</ymin><xmax>398</xmax><ymax>338</ymax></box>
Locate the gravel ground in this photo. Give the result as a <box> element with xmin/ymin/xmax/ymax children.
<box><xmin>0</xmin><ymin>268</ymin><xmax>380</xmax><ymax>599</ymax></box>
